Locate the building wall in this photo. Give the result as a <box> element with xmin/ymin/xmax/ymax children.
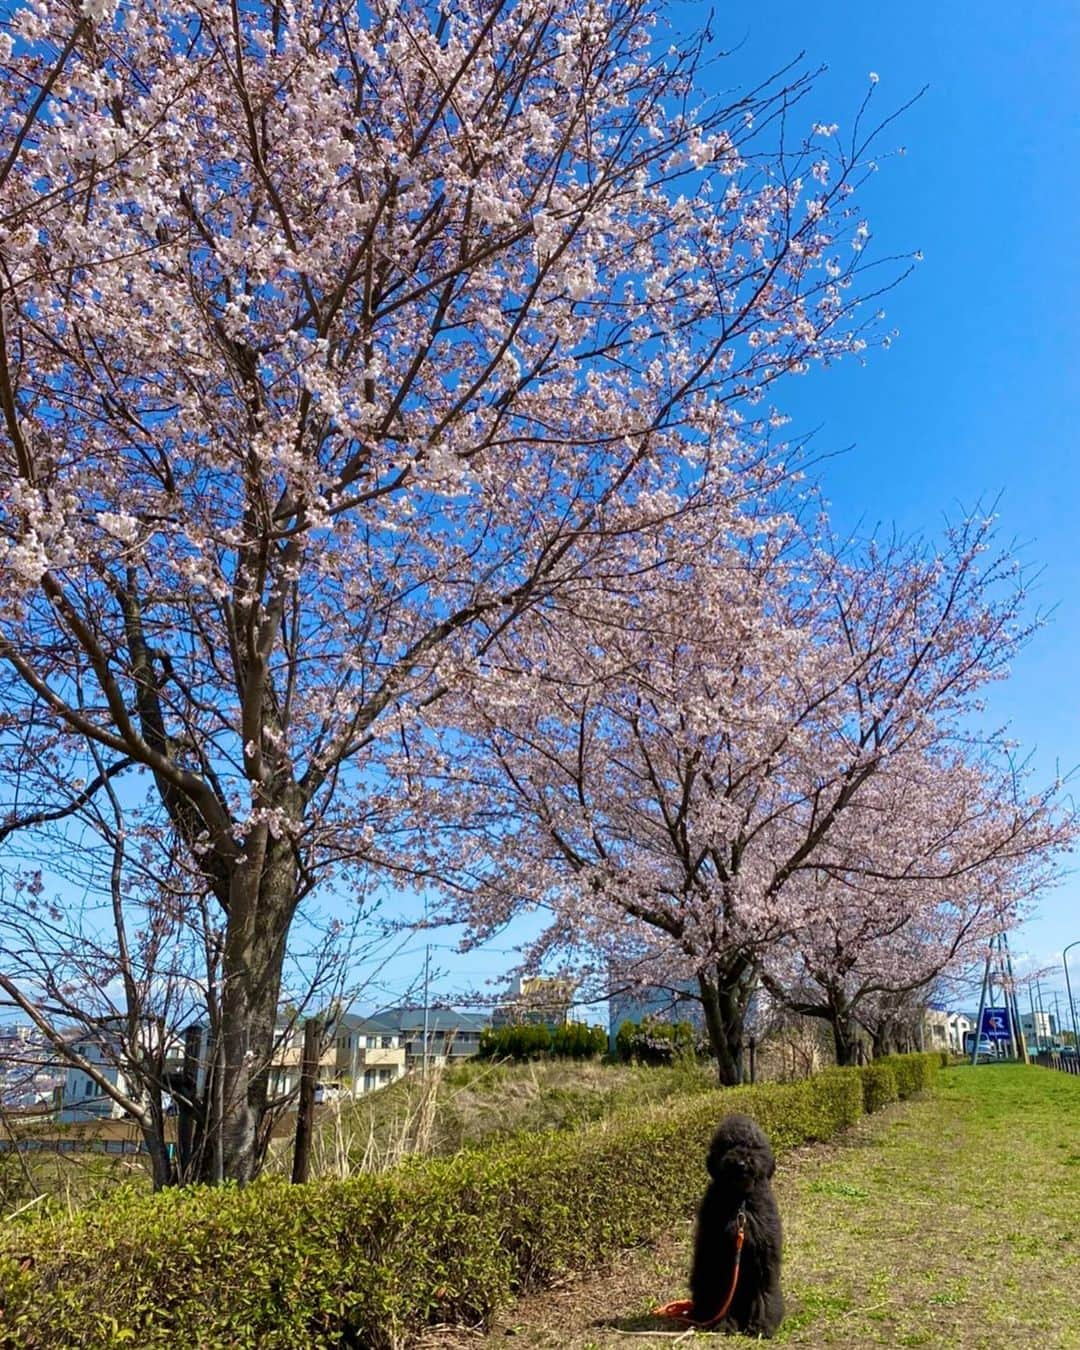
<box><xmin>334</xmin><ymin>1025</ymin><xmax>407</xmax><ymax>1094</ymax></box>
<box><xmin>1020</xmin><ymin>1010</ymin><xmax>1055</xmax><ymax>1041</ymax></box>
<box><xmin>58</xmin><ymin>1040</ymin><xmax>128</xmax><ymax>1122</ymax></box>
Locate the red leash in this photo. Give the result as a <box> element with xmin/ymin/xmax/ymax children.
<box><xmin>654</xmin><ymin>1208</ymin><xmax>746</xmax><ymax>1329</ymax></box>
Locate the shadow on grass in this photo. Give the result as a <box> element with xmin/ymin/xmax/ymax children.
<box><xmin>594</xmin><ymin>1311</ymin><xmax>699</xmax><ymax>1334</ymax></box>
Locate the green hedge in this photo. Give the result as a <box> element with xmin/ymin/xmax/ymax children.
<box><xmin>858</xmin><ymin>1061</ymin><xmax>899</xmax><ymax>1113</ymax></box>
<box><xmin>0</xmin><ymin>1054</ymin><xmax>938</xmax><ymax>1349</ymax></box>
<box><xmin>477</xmin><ymin>1020</ymin><xmax>608</xmax><ymax>1061</ymax></box>
<box><xmin>613</xmin><ymin>1017</ymin><xmax>702</xmax><ymax>1065</ymax></box>
<box><xmin>876</xmin><ymin>1051</ymin><xmax>940</xmax><ymax>1098</ymax></box>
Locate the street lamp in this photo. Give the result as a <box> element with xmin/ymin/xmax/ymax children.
<box><xmin>1064</xmin><ymin>941</ymin><xmax>1080</xmax><ymax>1055</ymax></box>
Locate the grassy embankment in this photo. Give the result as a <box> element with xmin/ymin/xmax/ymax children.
<box><xmin>266</xmin><ymin>1053</ymin><xmax>716</xmax><ymax>1175</ymax></box>
<box><xmin>424</xmin><ymin>1063</ymin><xmax>1079</xmax><ymax>1350</ymax></box>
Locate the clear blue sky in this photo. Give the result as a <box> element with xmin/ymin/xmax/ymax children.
<box><xmin>382</xmin><ymin>1</ymin><xmax>1079</xmax><ymax>1017</ymax></box>
<box><xmin>676</xmin><ymin>0</ymin><xmax>1080</xmax><ymax>992</ymax></box>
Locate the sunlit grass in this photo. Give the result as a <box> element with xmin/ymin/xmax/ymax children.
<box><xmin>768</xmin><ymin>1063</ymin><xmax>1080</xmax><ymax>1347</ymax></box>
<box><xmin>424</xmin><ymin>1063</ymin><xmax>1080</xmax><ymax>1350</ymax></box>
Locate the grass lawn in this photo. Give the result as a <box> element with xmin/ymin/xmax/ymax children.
<box><xmin>419</xmin><ymin>1063</ymin><xmax>1080</xmax><ymax>1349</ymax></box>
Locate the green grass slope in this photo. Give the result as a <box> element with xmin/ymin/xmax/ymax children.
<box><xmin>443</xmin><ymin>1063</ymin><xmax>1079</xmax><ymax>1349</ymax></box>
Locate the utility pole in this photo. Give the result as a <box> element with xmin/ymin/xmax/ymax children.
<box><xmin>422</xmin><ymin>940</ymin><xmax>431</xmax><ymax>1078</ymax></box>
<box><xmin>971</xmin><ymin>945</ymin><xmax>992</xmax><ymax>1066</ymax></box>
<box><xmin>1000</xmin><ymin>933</ymin><xmax>1028</xmax><ymax>1064</ymax></box>
<box><xmin>421</xmin><ymin>893</ymin><xmax>432</xmax><ymax>1079</ymax></box>
<box><xmin>992</xmin><ymin>937</ymin><xmax>1008</xmax><ymax>1060</ymax></box>
<box><xmin>1035</xmin><ymin>976</ymin><xmax>1047</xmax><ymax>1051</ymax></box>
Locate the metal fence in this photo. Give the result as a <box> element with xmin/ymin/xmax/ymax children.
<box><xmin>1033</xmin><ymin>1050</ymin><xmax>1080</xmax><ymax>1076</ymax></box>
<box><xmin>0</xmin><ymin>1136</ymin><xmax>149</xmax><ymax>1155</ymax></box>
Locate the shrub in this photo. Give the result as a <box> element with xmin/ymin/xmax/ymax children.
<box><xmin>549</xmin><ymin>1021</ymin><xmax>608</xmax><ymax>1059</ymax></box>
<box><xmin>614</xmin><ymin>1017</ymin><xmax>699</xmax><ymax>1065</ymax></box>
<box><xmin>478</xmin><ymin>1022</ymin><xmax>552</xmax><ymax>1060</ymax></box>
<box><xmin>859</xmin><ymin>1061</ymin><xmax>899</xmax><ymax>1113</ymax></box>
<box><xmin>877</xmin><ymin>1051</ymin><xmax>940</xmax><ymax>1098</ymax></box>
<box><xmin>0</xmin><ymin>1054</ymin><xmax>938</xmax><ymax>1349</ymax></box>
<box><xmin>478</xmin><ymin>1021</ymin><xmax>606</xmax><ymax>1062</ymax></box>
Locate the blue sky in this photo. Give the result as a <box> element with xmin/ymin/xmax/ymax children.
<box><xmin>381</xmin><ymin>1</ymin><xmax>1079</xmax><ymax>1018</ymax></box>
<box><xmin>675</xmin><ymin>0</ymin><xmax>1080</xmax><ymax>992</ymax></box>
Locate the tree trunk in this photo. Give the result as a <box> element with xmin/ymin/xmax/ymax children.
<box><xmin>698</xmin><ymin>961</ymin><xmax>755</xmax><ymax>1086</ymax></box>
<box><xmin>830</xmin><ymin>1012</ymin><xmax>859</xmax><ymax>1066</ymax></box>
<box><xmin>218</xmin><ymin>836</ymin><xmax>297</xmax><ymax>1183</ymax></box>
<box><xmin>871</xmin><ymin>1025</ymin><xmax>893</xmax><ymax>1059</ymax></box>
<box><xmin>139</xmin><ymin>1108</ymin><xmax>175</xmax><ymax>1190</ymax></box>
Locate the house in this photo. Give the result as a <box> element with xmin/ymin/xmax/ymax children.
<box><xmin>332</xmin><ymin>1013</ymin><xmax>407</xmax><ymax>1094</ymax></box>
<box><xmin>375</xmin><ymin>1007</ymin><xmax>491</xmax><ymax>1072</ymax></box>
<box><xmin>265</xmin><ymin>1021</ymin><xmax>339</xmax><ymax>1098</ymax></box>
<box><xmin>155</xmin><ymin>1018</ymin><xmax>339</xmax><ymax>1105</ymax></box>
<box><xmin>0</xmin><ymin>1023</ymin><xmax>66</xmax><ymax>1111</ymax></box>
<box><xmin>922</xmin><ymin>1005</ymin><xmax>974</xmax><ymax>1055</ymax></box>
<box><xmin>57</xmin><ymin>1020</ymin><xmax>178</xmax><ymax>1122</ymax></box>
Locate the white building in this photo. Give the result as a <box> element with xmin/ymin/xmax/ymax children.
<box><xmin>57</xmin><ymin>1019</ymin><xmax>186</xmax><ymax>1122</ymax></box>
<box><xmin>333</xmin><ymin>1013</ymin><xmax>408</xmax><ymax>1094</ymax></box>
<box><xmin>1020</xmin><ymin>1010</ymin><xmax>1055</xmax><ymax>1046</ymax></box>
<box><xmin>923</xmin><ymin>1005</ymin><xmax>973</xmax><ymax>1055</ymax></box>
<box><xmin>58</xmin><ymin>1029</ymin><xmax>132</xmax><ymax>1122</ymax></box>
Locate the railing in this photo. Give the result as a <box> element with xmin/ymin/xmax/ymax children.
<box><xmin>0</xmin><ymin>1135</ymin><xmax>148</xmax><ymax>1154</ymax></box>
<box><xmin>1033</xmin><ymin>1050</ymin><xmax>1079</xmax><ymax>1076</ymax></box>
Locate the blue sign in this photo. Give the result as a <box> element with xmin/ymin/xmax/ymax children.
<box><xmin>979</xmin><ymin>1006</ymin><xmax>1011</xmax><ymax>1041</ymax></box>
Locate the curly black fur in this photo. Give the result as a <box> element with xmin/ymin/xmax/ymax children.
<box><xmin>688</xmin><ymin>1113</ymin><xmax>784</xmax><ymax>1337</ymax></box>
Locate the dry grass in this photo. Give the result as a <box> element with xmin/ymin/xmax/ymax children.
<box><xmin>263</xmin><ymin>1056</ymin><xmax>717</xmax><ymax>1179</ymax></box>
<box><xmin>0</xmin><ymin>1145</ymin><xmax>153</xmax><ymax>1220</ymax></box>
<box><xmin>418</xmin><ymin>1064</ymin><xmax>1080</xmax><ymax>1349</ymax></box>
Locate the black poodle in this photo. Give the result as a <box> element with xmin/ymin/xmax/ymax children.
<box><xmin>688</xmin><ymin>1112</ymin><xmax>784</xmax><ymax>1336</ymax></box>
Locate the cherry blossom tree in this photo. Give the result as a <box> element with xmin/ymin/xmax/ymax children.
<box><xmin>761</xmin><ymin>747</ymin><xmax>1071</xmax><ymax>1064</ymax></box>
<box><xmin>0</xmin><ymin>0</ymin><xmax>907</xmax><ymax>1178</ymax></box>
<box><xmin>433</xmin><ymin>513</ymin><xmax>1054</xmax><ymax>1083</ymax></box>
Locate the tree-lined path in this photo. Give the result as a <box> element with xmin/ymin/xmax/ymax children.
<box><xmin>420</xmin><ymin>1065</ymin><xmax>1080</xmax><ymax>1348</ymax></box>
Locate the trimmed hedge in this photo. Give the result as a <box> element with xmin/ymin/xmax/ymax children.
<box><xmin>614</xmin><ymin>1016</ymin><xmax>707</xmax><ymax>1065</ymax></box>
<box><xmin>858</xmin><ymin>1061</ymin><xmax>899</xmax><ymax>1113</ymax></box>
<box><xmin>877</xmin><ymin>1051</ymin><xmax>940</xmax><ymax>1099</ymax></box>
<box><xmin>0</xmin><ymin>1054</ymin><xmax>938</xmax><ymax>1349</ymax></box>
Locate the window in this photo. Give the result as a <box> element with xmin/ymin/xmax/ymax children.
<box><xmin>381</xmin><ymin>1035</ymin><xmax>393</xmax><ymax>1049</ymax></box>
<box><xmin>366</xmin><ymin>1036</ymin><xmax>377</xmax><ymax>1049</ymax></box>
<box><xmin>84</xmin><ymin>1080</ymin><xmax>94</xmax><ymax>1097</ymax></box>
<box><xmin>378</xmin><ymin>1068</ymin><xmax>392</xmax><ymax>1084</ymax></box>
